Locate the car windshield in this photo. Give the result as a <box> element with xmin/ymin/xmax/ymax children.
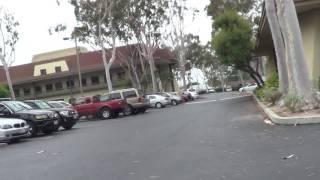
<box><xmin>34</xmin><ymin>101</ymin><xmax>52</xmax><ymax>109</ymax></box>
<box><xmin>3</xmin><ymin>101</ymin><xmax>33</xmax><ymax>112</ymax></box>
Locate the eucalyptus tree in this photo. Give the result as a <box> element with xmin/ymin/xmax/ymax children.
<box><xmin>0</xmin><ymin>8</ymin><xmax>19</xmax><ymax>100</ymax></box>
<box><xmin>71</xmin><ymin>0</ymin><xmax>131</xmax><ymax>92</ymax></box>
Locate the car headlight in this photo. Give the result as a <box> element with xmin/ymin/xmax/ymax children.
<box><xmin>35</xmin><ymin>114</ymin><xmax>48</xmax><ymax>120</ymax></box>
<box><xmin>59</xmin><ymin>111</ymin><xmax>69</xmax><ymax>117</ymax></box>
<box><xmin>0</xmin><ymin>124</ymin><xmax>13</xmax><ymax>129</ymax></box>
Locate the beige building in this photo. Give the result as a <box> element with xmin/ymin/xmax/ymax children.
<box><xmin>256</xmin><ymin>0</ymin><xmax>320</xmax><ymax>86</ymax></box>
<box><xmin>0</xmin><ymin>45</ymin><xmax>177</xmax><ymax>101</ymax></box>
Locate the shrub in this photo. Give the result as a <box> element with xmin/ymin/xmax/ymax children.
<box><xmin>264</xmin><ymin>87</ymin><xmax>282</xmax><ymax>105</ymax></box>
<box><xmin>265</xmin><ymin>72</ymin><xmax>279</xmax><ymax>89</ymax></box>
<box><xmin>0</xmin><ymin>84</ymin><xmax>10</xmax><ymax>98</ymax></box>
<box><xmin>284</xmin><ymin>95</ymin><xmax>304</xmax><ymax>113</ymax></box>
<box><xmin>255</xmin><ymin>88</ymin><xmax>265</xmax><ymax>100</ymax></box>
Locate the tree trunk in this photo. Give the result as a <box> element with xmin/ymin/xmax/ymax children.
<box><xmin>219</xmin><ymin>67</ymin><xmax>225</xmax><ymax>92</ymax></box>
<box><xmin>265</xmin><ymin>0</ymin><xmax>289</xmax><ymax>93</ymax></box>
<box><xmin>0</xmin><ymin>59</ymin><xmax>15</xmax><ymax>100</ymax></box>
<box><xmin>148</xmin><ymin>53</ymin><xmax>158</xmax><ymax>93</ymax></box>
<box><xmin>277</xmin><ymin>0</ymin><xmax>312</xmax><ymax>100</ymax></box>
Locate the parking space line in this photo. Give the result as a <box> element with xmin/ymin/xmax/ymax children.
<box><xmin>186</xmin><ymin>95</ymin><xmax>251</xmax><ymax>105</ymax></box>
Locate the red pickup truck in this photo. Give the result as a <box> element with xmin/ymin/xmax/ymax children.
<box><xmin>73</xmin><ymin>95</ymin><xmax>127</xmax><ymax>119</ymax></box>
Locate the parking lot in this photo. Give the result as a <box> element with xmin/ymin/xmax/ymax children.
<box><xmin>1</xmin><ymin>92</ymin><xmax>320</xmax><ymax>180</ymax></box>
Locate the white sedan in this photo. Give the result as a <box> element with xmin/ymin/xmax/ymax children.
<box><xmin>239</xmin><ymin>84</ymin><xmax>258</xmax><ymax>92</ymax></box>
<box><xmin>0</xmin><ymin>118</ymin><xmax>30</xmax><ymax>143</ymax></box>
<box><xmin>146</xmin><ymin>94</ymin><xmax>171</xmax><ymax>108</ymax></box>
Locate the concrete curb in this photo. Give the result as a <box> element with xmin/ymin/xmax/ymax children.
<box><xmin>252</xmin><ymin>95</ymin><xmax>320</xmax><ymax>125</ymax></box>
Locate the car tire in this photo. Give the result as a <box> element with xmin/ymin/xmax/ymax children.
<box><xmin>27</xmin><ymin>122</ymin><xmax>38</xmax><ymax>137</ymax></box>
<box><xmin>171</xmin><ymin>100</ymin><xmax>178</xmax><ymax>106</ymax></box>
<box><xmin>100</xmin><ymin>107</ymin><xmax>112</xmax><ymax>119</ymax></box>
<box><xmin>155</xmin><ymin>102</ymin><xmax>163</xmax><ymax>108</ymax></box>
<box><xmin>123</xmin><ymin>105</ymin><xmax>133</xmax><ymax>116</ymax></box>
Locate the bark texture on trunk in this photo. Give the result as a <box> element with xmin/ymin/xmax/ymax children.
<box><xmin>148</xmin><ymin>53</ymin><xmax>158</xmax><ymax>93</ymax></box>
<box><xmin>277</xmin><ymin>0</ymin><xmax>312</xmax><ymax>100</ymax></box>
<box><xmin>265</xmin><ymin>0</ymin><xmax>289</xmax><ymax>93</ymax></box>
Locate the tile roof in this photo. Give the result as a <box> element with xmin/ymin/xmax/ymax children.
<box><xmin>0</xmin><ymin>45</ymin><xmax>175</xmax><ymax>84</ymax></box>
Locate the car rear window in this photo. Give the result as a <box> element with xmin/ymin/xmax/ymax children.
<box><xmin>123</xmin><ymin>90</ymin><xmax>137</xmax><ymax>98</ymax></box>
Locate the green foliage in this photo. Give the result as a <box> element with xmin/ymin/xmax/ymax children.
<box><xmin>264</xmin><ymin>87</ymin><xmax>282</xmax><ymax>105</ymax></box>
<box><xmin>255</xmin><ymin>72</ymin><xmax>280</xmax><ymax>103</ymax></box>
<box><xmin>213</xmin><ymin>10</ymin><xmax>254</xmax><ymax>69</ymax></box>
<box><xmin>207</xmin><ymin>0</ymin><xmax>256</xmax><ymax>19</ymax></box>
<box><xmin>265</xmin><ymin>72</ymin><xmax>279</xmax><ymax>89</ymax></box>
<box><xmin>0</xmin><ymin>84</ymin><xmax>10</xmax><ymax>98</ymax></box>
<box><xmin>284</xmin><ymin>95</ymin><xmax>304</xmax><ymax>113</ymax></box>
<box><xmin>255</xmin><ymin>88</ymin><xmax>265</xmax><ymax>100</ymax></box>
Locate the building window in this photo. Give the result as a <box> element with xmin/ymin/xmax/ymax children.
<box><xmin>55</xmin><ymin>82</ymin><xmax>63</xmax><ymax>90</ymax></box>
<box><xmin>55</xmin><ymin>66</ymin><xmax>62</xmax><ymax>73</ymax></box>
<box><xmin>82</xmin><ymin>78</ymin><xmax>87</xmax><ymax>87</ymax></box>
<box><xmin>40</xmin><ymin>69</ymin><xmax>47</xmax><ymax>75</ymax></box>
<box><xmin>14</xmin><ymin>89</ymin><xmax>20</xmax><ymax>97</ymax></box>
<box><xmin>35</xmin><ymin>86</ymin><xmax>42</xmax><ymax>94</ymax></box>
<box><xmin>66</xmin><ymin>80</ymin><xmax>74</xmax><ymax>89</ymax></box>
<box><xmin>23</xmin><ymin>88</ymin><xmax>31</xmax><ymax>96</ymax></box>
<box><xmin>46</xmin><ymin>84</ymin><xmax>53</xmax><ymax>92</ymax></box>
<box><xmin>91</xmin><ymin>76</ymin><xmax>100</xmax><ymax>85</ymax></box>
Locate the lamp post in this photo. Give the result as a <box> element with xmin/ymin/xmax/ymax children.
<box><xmin>63</xmin><ymin>35</ymin><xmax>83</xmax><ymax>96</ymax></box>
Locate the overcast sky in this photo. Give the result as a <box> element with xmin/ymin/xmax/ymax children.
<box><xmin>0</xmin><ymin>0</ymin><xmax>212</xmax><ymax>66</ymax></box>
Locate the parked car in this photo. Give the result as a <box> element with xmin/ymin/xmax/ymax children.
<box><xmin>24</xmin><ymin>100</ymin><xmax>79</xmax><ymax>131</ymax></box>
<box><xmin>0</xmin><ymin>101</ymin><xmax>59</xmax><ymax>136</ymax></box>
<box><xmin>239</xmin><ymin>83</ymin><xmax>258</xmax><ymax>92</ymax></box>
<box><xmin>108</xmin><ymin>88</ymin><xmax>150</xmax><ymax>115</ymax></box>
<box><xmin>156</xmin><ymin>92</ymin><xmax>182</xmax><ymax>105</ymax></box>
<box><xmin>0</xmin><ymin>117</ymin><xmax>30</xmax><ymax>143</ymax></box>
<box><xmin>48</xmin><ymin>101</ymin><xmax>73</xmax><ymax>109</ymax></box>
<box><xmin>185</xmin><ymin>89</ymin><xmax>199</xmax><ymax>99</ymax></box>
<box><xmin>73</xmin><ymin>95</ymin><xmax>127</xmax><ymax>119</ymax></box>
<box><xmin>146</xmin><ymin>94</ymin><xmax>171</xmax><ymax>108</ymax></box>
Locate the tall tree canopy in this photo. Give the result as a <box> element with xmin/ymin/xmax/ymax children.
<box><xmin>213</xmin><ymin>10</ymin><xmax>264</xmax><ymax>87</ymax></box>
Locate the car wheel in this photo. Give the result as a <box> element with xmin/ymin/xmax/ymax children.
<box><xmin>27</xmin><ymin>122</ymin><xmax>38</xmax><ymax>137</ymax></box>
<box><xmin>100</xmin><ymin>107</ymin><xmax>112</xmax><ymax>119</ymax></box>
<box><xmin>123</xmin><ymin>105</ymin><xmax>133</xmax><ymax>116</ymax></box>
<box><xmin>155</xmin><ymin>102</ymin><xmax>163</xmax><ymax>108</ymax></box>
<box><xmin>171</xmin><ymin>100</ymin><xmax>178</xmax><ymax>106</ymax></box>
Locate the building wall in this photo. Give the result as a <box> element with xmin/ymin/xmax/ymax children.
<box><xmin>32</xmin><ymin>47</ymin><xmax>88</xmax><ymax>63</ymax></box>
<box><xmin>298</xmin><ymin>9</ymin><xmax>320</xmax><ymax>85</ymax></box>
<box><xmin>13</xmin><ymin>65</ymin><xmax>176</xmax><ymax>102</ymax></box>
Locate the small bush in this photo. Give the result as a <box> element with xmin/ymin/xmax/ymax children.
<box><xmin>0</xmin><ymin>84</ymin><xmax>10</xmax><ymax>98</ymax></box>
<box><xmin>265</xmin><ymin>72</ymin><xmax>279</xmax><ymax>89</ymax></box>
<box><xmin>255</xmin><ymin>88</ymin><xmax>265</xmax><ymax>100</ymax></box>
<box><xmin>284</xmin><ymin>95</ymin><xmax>304</xmax><ymax>113</ymax></box>
<box><xmin>264</xmin><ymin>87</ymin><xmax>282</xmax><ymax>105</ymax></box>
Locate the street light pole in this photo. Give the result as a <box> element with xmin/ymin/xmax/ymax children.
<box><xmin>74</xmin><ymin>36</ymin><xmax>84</xmax><ymax>96</ymax></box>
<box><xmin>63</xmin><ymin>35</ymin><xmax>83</xmax><ymax>96</ymax></box>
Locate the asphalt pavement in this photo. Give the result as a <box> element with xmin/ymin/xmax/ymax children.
<box><xmin>1</xmin><ymin>92</ymin><xmax>320</xmax><ymax>180</ymax></box>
